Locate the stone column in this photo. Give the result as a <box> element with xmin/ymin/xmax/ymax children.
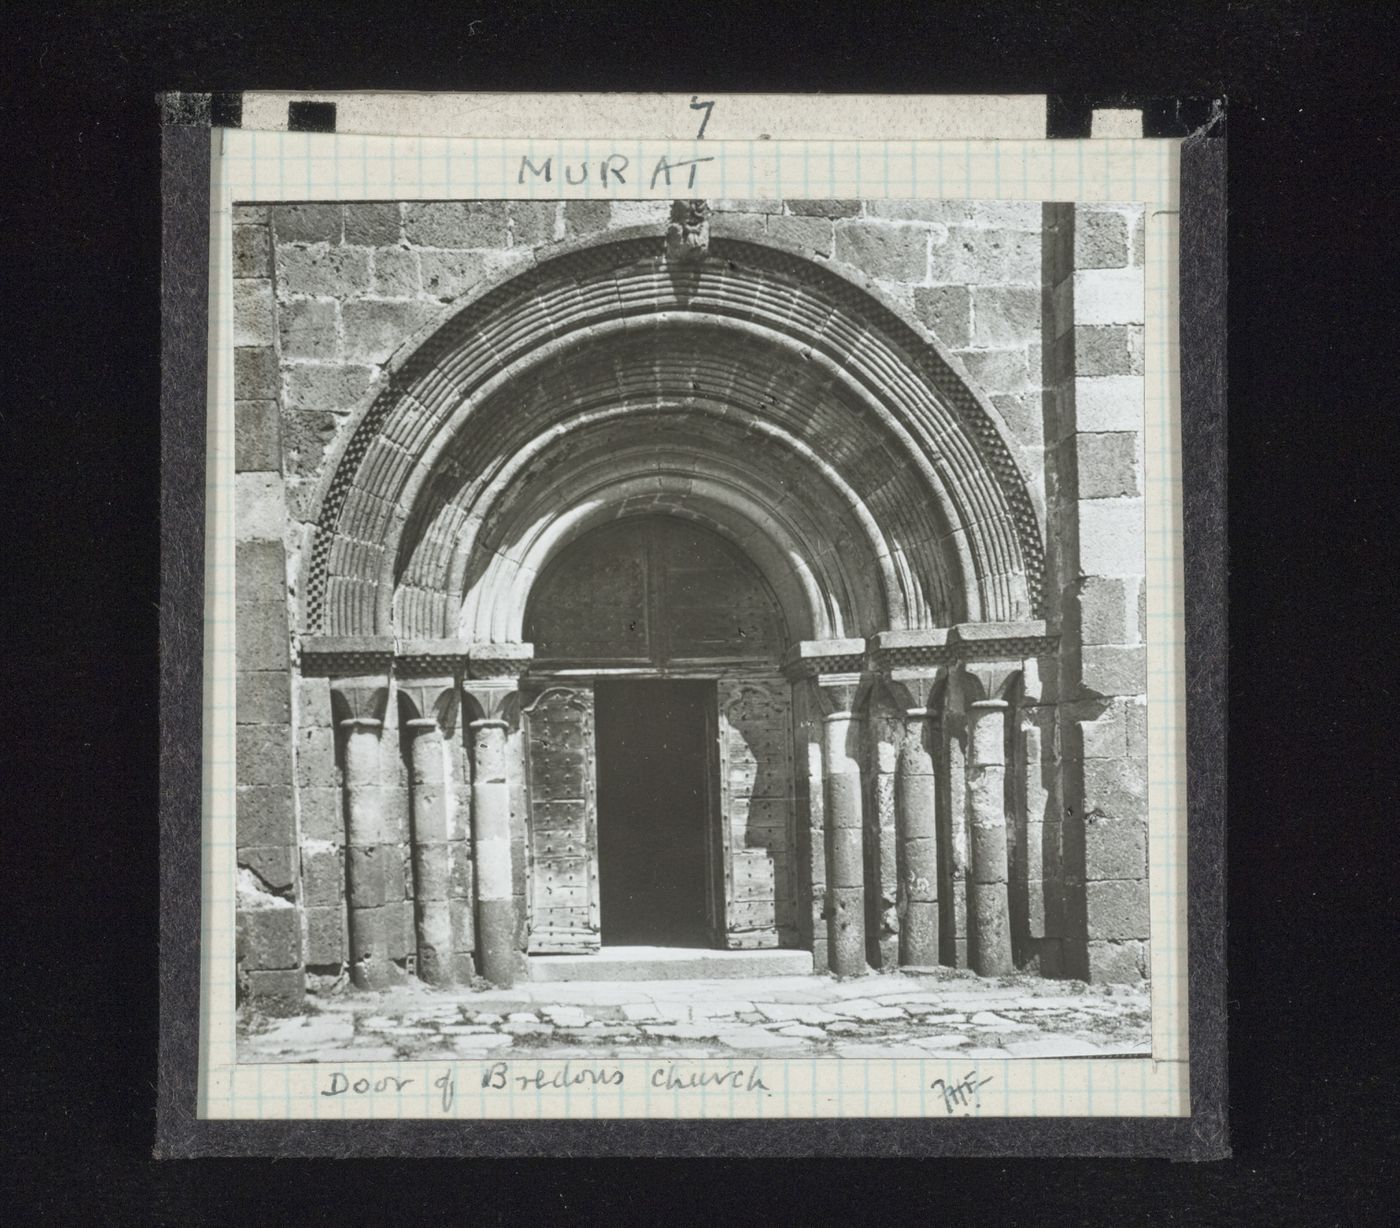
<box><xmin>871</xmin><ymin>633</ymin><xmax>950</xmax><ymax>970</ymax></box>
<box><xmin>465</xmin><ymin>644</ymin><xmax>533</xmax><ymax>988</ymax></box>
<box><xmin>339</xmin><ymin>707</ymin><xmax>393</xmax><ymax>989</ymax></box>
<box><xmin>785</xmin><ymin>639</ymin><xmax>870</xmax><ymax>977</ymax></box>
<box><xmin>398</xmin><ymin>644</ymin><xmax>471</xmax><ymax>987</ymax></box>
<box><xmin>966</xmin><ymin>696</ymin><xmax>1013</xmax><ymax>976</ymax></box>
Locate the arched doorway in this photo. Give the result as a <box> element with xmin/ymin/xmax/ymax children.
<box><xmin>521</xmin><ymin>515</ymin><xmax>795</xmax><ymax>952</ymax></box>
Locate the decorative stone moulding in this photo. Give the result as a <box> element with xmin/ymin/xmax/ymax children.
<box><xmin>946</xmin><ymin>620</ymin><xmax>1055</xmax><ymax>661</ymax></box>
<box><xmin>467</xmin><ymin>642</ymin><xmax>534</xmax><ymax>680</ymax></box>
<box><xmin>781</xmin><ymin>637</ymin><xmax>869</xmax><ymax>680</ymax></box>
<box><xmin>298</xmin><ymin>635</ymin><xmax>395</xmax><ymax>677</ymax></box>
<box><xmin>869</xmin><ymin>628</ymin><xmax>953</xmax><ymax>671</ymax></box>
<box><xmin>393</xmin><ymin>638</ymin><xmax>470</xmax><ymax>677</ymax></box>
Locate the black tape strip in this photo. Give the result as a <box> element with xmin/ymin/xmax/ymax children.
<box><xmin>1048</xmin><ymin>96</ymin><xmax>1226</xmax><ymax>139</ymax></box>
<box><xmin>288</xmin><ymin>100</ymin><xmax>337</xmax><ymax>133</ymax></box>
<box><xmin>210</xmin><ymin>91</ymin><xmax>243</xmax><ymax>129</ymax></box>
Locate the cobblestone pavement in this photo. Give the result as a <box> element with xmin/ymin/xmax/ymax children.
<box><xmin>239</xmin><ymin>967</ymin><xmax>1151</xmax><ymax>1062</ymax></box>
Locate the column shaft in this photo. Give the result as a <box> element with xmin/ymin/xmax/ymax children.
<box><xmin>823</xmin><ymin>710</ymin><xmax>867</xmax><ymax>975</ymax></box>
<box><xmin>897</xmin><ymin>713</ymin><xmax>940</xmax><ymax>966</ymax></box>
<box><xmin>471</xmin><ymin>718</ymin><xmax>515</xmax><ymax>987</ymax></box>
<box><xmin>341</xmin><ymin>717</ymin><xmax>393</xmax><ymax>989</ymax></box>
<box><xmin>967</xmin><ymin>699</ymin><xmax>1014</xmax><ymax>975</ymax></box>
<box><xmin>406</xmin><ymin>718</ymin><xmax>462</xmax><ymax>986</ymax></box>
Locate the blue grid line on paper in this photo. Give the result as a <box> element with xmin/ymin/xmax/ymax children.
<box><xmin>201</xmin><ymin>131</ymin><xmax>1189</xmax><ymax>1122</ymax></box>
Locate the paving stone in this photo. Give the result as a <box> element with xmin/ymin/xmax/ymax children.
<box><xmin>831</xmin><ymin>1004</ymin><xmax>907</xmax><ymax>1023</ymax></box>
<box><xmin>969</xmin><ymin>1011</ymin><xmax>1037</xmax><ymax>1031</ymax></box>
<box><xmin>714</xmin><ymin>1027</ymin><xmax>795</xmax><ymax>1050</ymax></box>
<box><xmin>539</xmin><ymin>1006</ymin><xmax>590</xmax><ymax>1027</ymax></box>
<box><xmin>641</xmin><ymin>1024</ymin><xmax>723</xmax><ymax>1040</ymax></box>
<box><xmin>452</xmin><ymin>1033</ymin><xmax>512</xmax><ymax>1051</ymax></box>
<box><xmin>503</xmin><ymin>1022</ymin><xmax>554</xmax><ymax>1036</ymax></box>
<box><xmin>754</xmin><ymin>1002</ymin><xmax>839</xmax><ymax>1025</ymax></box>
<box><xmin>506</xmin><ymin>1012</ymin><xmax>540</xmax><ymax>1023</ymax></box>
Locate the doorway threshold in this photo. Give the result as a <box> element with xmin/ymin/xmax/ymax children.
<box><xmin>527</xmin><ymin>946</ymin><xmax>814</xmax><ymax>983</ymax></box>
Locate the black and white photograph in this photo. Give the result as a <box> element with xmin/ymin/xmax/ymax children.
<box><xmin>229</xmin><ymin>191</ymin><xmax>1157</xmax><ymax>1070</ymax></box>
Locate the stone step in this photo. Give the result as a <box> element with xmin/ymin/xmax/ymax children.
<box><xmin>528</xmin><ymin>945</ymin><xmax>814</xmax><ymax>983</ymax></box>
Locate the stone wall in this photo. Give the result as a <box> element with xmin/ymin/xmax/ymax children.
<box><xmin>229</xmin><ymin>196</ymin><xmax>1151</xmax><ymax>1005</ymax></box>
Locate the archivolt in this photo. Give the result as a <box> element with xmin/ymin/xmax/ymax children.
<box><xmin>303</xmin><ymin>229</ymin><xmax>1045</xmax><ymax>639</ymax></box>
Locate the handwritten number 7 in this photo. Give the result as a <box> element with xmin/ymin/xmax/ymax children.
<box><xmin>690</xmin><ymin>97</ymin><xmax>715</xmax><ymax>141</ymax></box>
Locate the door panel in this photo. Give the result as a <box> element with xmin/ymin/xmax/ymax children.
<box><xmin>523</xmin><ymin>685</ymin><xmax>600</xmax><ymax>953</ymax></box>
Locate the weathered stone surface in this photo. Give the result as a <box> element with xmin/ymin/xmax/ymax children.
<box><xmin>834</xmin><ymin>220</ymin><xmax>930</xmax><ymax>281</ymax></box>
<box><xmin>239</xmin><ymin>906</ymin><xmax>301</xmax><ymax>969</ymax></box>
<box><xmin>913</xmin><ymin>285</ymin><xmax>972</xmax><ymax>347</ymax></box>
<box><xmin>931</xmin><ymin>227</ymin><xmax>1040</xmax><ymax>285</ymax></box>
<box><xmin>237</xmin><ymin>785</ymin><xmax>295</xmax><ymax>847</ymax></box>
<box><xmin>272</xmin><ymin>203</ymin><xmax>343</xmax><ymax>245</ymax></box>
<box><xmin>233</xmin><ymin>280</ymin><xmax>275</xmax><ymax>347</ymax></box>
<box><xmin>767</xmin><ymin>214</ymin><xmax>834</xmax><ymax>255</ymax></box>
<box><xmin>343</xmin><ymin>202</ymin><xmax>401</xmax><ymax>246</ymax></box>
<box><xmin>562</xmin><ymin>199</ymin><xmax>610</xmax><ymax>237</ymax></box>
<box><xmin>1074</xmin><ymin>268</ymin><xmax>1144</xmax><ymax>326</ymax></box>
<box><xmin>295</xmin><ymin>725</ymin><xmax>340</xmax><ymax>790</ymax></box>
<box><xmin>282</xmin><ymin>363</ymin><xmax>375</xmax><ymax>412</ymax></box>
<box><xmin>1074</xmin><ymin>375</ymin><xmax>1144</xmax><ymax>433</ymax></box>
<box><xmin>237</xmin><ymin>723</ymin><xmax>295</xmax><ymax>788</ymax></box>
<box><xmin>1073</xmin><ymin>431</ymin><xmax>1140</xmax><ymax>499</ymax></box>
<box><xmin>1078</xmin><ymin>645</ymin><xmax>1147</xmax><ymax>699</ymax></box>
<box><xmin>1075</xmin><ymin>210</ymin><xmax>1130</xmax><ymax>269</ymax></box>
<box><xmin>1075</xmin><ymin>324</ymin><xmax>1145</xmax><ymax>376</ymax></box>
<box><xmin>955</xmin><ymin>347</ymin><xmax>1030</xmax><ymax>395</ymax></box>
<box><xmin>237</xmin><ymin>671</ymin><xmax>291</xmax><ymax>725</ymax></box>
<box><xmin>403</xmin><ymin>201</ymin><xmax>509</xmax><ymax>248</ymax></box>
<box><xmin>973</xmin><ymin>286</ymin><xmax>1040</xmax><ymax>346</ymax></box>
<box><xmin>234</xmin><ymin>346</ymin><xmax>279</xmax><ymax>399</ymax></box>
<box><xmin>301</xmin><ymin>846</ymin><xmax>343</xmax><ymax>906</ymax></box>
<box><xmin>298</xmin><ymin>785</ymin><xmax>344</xmax><ymax>842</ymax></box>
<box><xmin>277</xmin><ymin>298</ymin><xmax>338</xmax><ymax>360</ymax></box>
<box><xmin>787</xmin><ymin>199</ymin><xmax>861</xmax><ymax>218</ymax></box>
<box><xmin>281</xmin><ymin>408</ymin><xmax>340</xmax><ymax>478</ymax></box>
<box><xmin>417</xmin><ymin>249</ymin><xmax>490</xmax><ymax>300</ymax></box>
<box><xmin>1076</xmin><ymin>498</ymin><xmax>1145</xmax><ymax>576</ymax></box>
<box><xmin>244</xmin><ymin>968</ymin><xmax>305</xmax><ymax>1011</ymax></box>
<box><xmin>234</xmin><ymin>471</ymin><xmax>286</xmax><ymax>542</ymax></box>
<box><xmin>1087</xmin><ymin>938</ymin><xmax>1147</xmax><ymax>983</ymax></box>
<box><xmin>234</xmin><ymin>400</ymin><xmax>282</xmax><ymax>473</ymax></box>
<box><xmin>371</xmin><ymin>247</ymin><xmax>419</xmax><ymax>297</ymax></box>
<box><xmin>277</xmin><ymin>245</ymin><xmax>371</xmax><ymax>298</ymax></box>
<box><xmin>236</xmin><ymin>544</ymin><xmax>288</xmax><ymax>608</ymax></box>
<box><xmin>709</xmin><ymin>211</ymin><xmax>767</xmax><ymax>243</ymax></box>
<box><xmin>1084</xmin><ymin>815</ymin><xmax>1147</xmax><ymax>880</ymax></box>
<box><xmin>239</xmin><ymin>844</ymin><xmax>296</xmax><ymax>894</ymax></box>
<box><xmin>233</xmin><ymin>224</ymin><xmax>271</xmax><ymax>278</ymax></box>
<box><xmin>509</xmin><ymin>201</ymin><xmax>557</xmax><ymax>246</ymax></box>
<box><xmin>1081</xmin><ymin>754</ymin><xmax>1147</xmax><ymax>821</ymax></box>
<box><xmin>304</xmin><ymin>905</ymin><xmax>344</xmax><ymax>964</ymax></box>
<box><xmin>1073</xmin><ymin>576</ymin><xmax>1139</xmax><ymax>646</ymax></box>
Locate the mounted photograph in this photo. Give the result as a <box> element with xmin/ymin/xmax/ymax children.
<box><xmin>229</xmin><ymin>192</ymin><xmax>1155</xmax><ymax>1068</ymax></box>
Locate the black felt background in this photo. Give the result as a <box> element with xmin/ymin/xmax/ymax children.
<box><xmin>8</xmin><ymin>1</ymin><xmax>1395</xmax><ymax>1222</ymax></box>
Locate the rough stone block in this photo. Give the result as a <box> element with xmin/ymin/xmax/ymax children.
<box><xmin>1075</xmin><ymin>324</ymin><xmax>1144</xmax><ymax>377</ymax></box>
<box><xmin>237</xmin><ymin>671</ymin><xmax>291</xmax><ymax>726</ymax></box>
<box><xmin>232</xmin><ymin>224</ymin><xmax>271</xmax><ymax>278</ymax></box>
<box><xmin>931</xmin><ymin>226</ymin><xmax>1040</xmax><ymax>285</ymax></box>
<box><xmin>767</xmin><ymin>215</ymin><xmax>833</xmax><ymax>255</ymax></box>
<box><xmin>371</xmin><ymin>246</ymin><xmax>419</xmax><ymax>297</ymax></box>
<box><xmin>234</xmin><ymin>346</ymin><xmax>278</xmax><ymax>400</ymax></box>
<box><xmin>1070</xmin><ymin>705</ymin><xmax>1127</xmax><ymax>761</ymax></box>
<box><xmin>1132</xmin><ymin>209</ymin><xmax>1146</xmax><ymax>266</ymax></box>
<box><xmin>233</xmin><ymin>280</ymin><xmax>275</xmax><ymax>347</ymax></box>
<box><xmin>1084</xmin><ymin>815</ymin><xmax>1147</xmax><ymax>881</ymax></box>
<box><xmin>296</xmin><ymin>725</ymin><xmax>340</xmax><ymax>789</ymax></box>
<box><xmin>562</xmin><ymin>199</ymin><xmax>610</xmax><ymax>237</ymax></box>
<box><xmin>509</xmin><ymin>201</ymin><xmax>558</xmax><ymax>246</ymax></box>
<box><xmin>991</xmin><ymin>393</ymin><xmax>1043</xmax><ymax>449</ymax></box>
<box><xmin>1079</xmin><ymin>645</ymin><xmax>1148</xmax><ymax>699</ymax></box>
<box><xmin>278</xmin><ymin>298</ymin><xmax>339</xmax><ymax>360</ymax></box>
<box><xmin>403</xmin><ymin>201</ymin><xmax>509</xmax><ymax>247</ymax></box>
<box><xmin>235</xmin><ymin>539</ymin><xmax>284</xmax><ymax>602</ymax></box>
<box><xmin>1076</xmin><ymin>497</ymin><xmax>1145</xmax><ymax>577</ymax></box>
<box><xmin>417</xmin><ymin>249</ymin><xmax>490</xmax><ymax>301</ymax></box>
<box><xmin>712</xmin><ymin>198</ymin><xmax>783</xmax><ymax>214</ymax></box>
<box><xmin>236</xmin><ymin>600</ymin><xmax>290</xmax><ymax>671</ymax></box>
<box><xmin>282</xmin><ymin>363</ymin><xmax>375</xmax><ymax>412</ymax></box>
<box><xmin>787</xmin><ymin>199</ymin><xmax>861</xmax><ymax>218</ymax></box>
<box><xmin>1075</xmin><ymin>210</ymin><xmax>1130</xmax><ymax>269</ymax></box>
<box><xmin>972</xmin><ymin>286</ymin><xmax>1041</xmax><ymax>346</ymax></box>
<box><xmin>299</xmin><ymin>785</ymin><xmax>344</xmax><ymax>842</ymax></box>
<box><xmin>234</xmin><ymin>471</ymin><xmax>285</xmax><ymax>542</ymax></box>
<box><xmin>297</xmin><ymin>676</ymin><xmax>334</xmax><ymax>728</ymax></box>
<box><xmin>280</xmin><ymin>408</ymin><xmax>340</xmax><ymax>481</ymax></box>
<box><xmin>343</xmin><ymin>202</ymin><xmax>401</xmax><ymax>246</ymax></box>
<box><xmin>244</xmin><ymin>968</ymin><xmax>305</xmax><ymax>1011</ymax></box>
<box><xmin>954</xmin><ymin>347</ymin><xmax>1030</xmax><ymax>395</ymax></box>
<box><xmin>236</xmin><ymin>785</ymin><xmax>295</xmax><ymax>848</ymax></box>
<box><xmin>709</xmin><ymin>211</ymin><xmax>767</xmax><ymax>243</ymax></box>
<box><xmin>912</xmin><ymin>285</ymin><xmax>972</xmax><ymax>347</ymax></box>
<box><xmin>834</xmin><ymin>220</ymin><xmax>930</xmax><ymax>282</ymax></box>
<box><xmin>1074</xmin><ymin>575</ymin><xmax>1140</xmax><ymax>646</ymax></box>
<box><xmin>305</xmin><ymin>905</ymin><xmax>344</xmax><ymax>964</ymax></box>
<box><xmin>1074</xmin><ymin>431</ymin><xmax>1140</xmax><ymax>499</ymax></box>
<box><xmin>302</xmin><ymin>846</ymin><xmax>344</xmax><ymax>906</ymax></box>
<box><xmin>1126</xmin><ymin>699</ymin><xmax>1149</xmax><ymax>760</ymax></box>
<box><xmin>237</xmin><ymin>723</ymin><xmax>294</xmax><ymax>788</ymax></box>
<box><xmin>234</xmin><ymin>400</ymin><xmax>281</xmax><ymax>473</ymax></box>
<box><xmin>239</xmin><ymin>845</ymin><xmax>296</xmax><ymax>894</ymax></box>
<box><xmin>272</xmin><ymin>203</ymin><xmax>343</xmax><ymax>245</ymax></box>
<box><xmin>1085</xmin><ymin>879</ymin><xmax>1149</xmax><ymax>942</ymax></box>
<box><xmin>1087</xmin><ymin>939</ymin><xmax>1146</xmax><ymax>984</ymax></box>
<box><xmin>238</xmin><ymin>906</ymin><xmax>301</xmax><ymax>969</ymax></box>
<box><xmin>609</xmin><ymin>200</ymin><xmax>669</xmax><ymax>228</ymax></box>
<box><xmin>1073</xmin><ymin>268</ymin><xmax>1145</xmax><ymax>326</ymax></box>
<box><xmin>277</xmin><ymin>245</ymin><xmax>371</xmax><ymax>298</ymax></box>
<box><xmin>1081</xmin><ymin>754</ymin><xmax>1148</xmax><ymax>821</ymax></box>
<box><xmin>1074</xmin><ymin>375</ymin><xmax>1144</xmax><ymax>434</ymax></box>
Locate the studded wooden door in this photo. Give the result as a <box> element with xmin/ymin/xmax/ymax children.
<box><xmin>523</xmin><ymin>684</ymin><xmax>600</xmax><ymax>953</ymax></box>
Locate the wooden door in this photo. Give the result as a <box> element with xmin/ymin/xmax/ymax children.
<box><xmin>523</xmin><ymin>685</ymin><xmax>600</xmax><ymax>953</ymax></box>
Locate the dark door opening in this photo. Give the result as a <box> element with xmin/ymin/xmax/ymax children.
<box><xmin>594</xmin><ymin>680</ymin><xmax>714</xmax><ymax>947</ymax></box>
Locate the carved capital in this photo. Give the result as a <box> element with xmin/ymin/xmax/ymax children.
<box><xmin>880</xmin><ymin>667</ymin><xmax>947</xmax><ymax>719</ymax></box>
<box><xmin>463</xmin><ymin>683</ymin><xmax>522</xmax><ymax>728</ymax></box>
<box><xmin>467</xmin><ymin>642</ymin><xmax>534</xmax><ymax>681</ymax></box>
<box><xmin>808</xmin><ymin>672</ymin><xmax>870</xmax><ymax>718</ymax></box>
<box><xmin>328</xmin><ymin>676</ymin><xmax>390</xmax><ymax>724</ymax></box>
<box><xmin>397</xmin><ymin>677</ymin><xmax>460</xmax><ymax>735</ymax></box>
